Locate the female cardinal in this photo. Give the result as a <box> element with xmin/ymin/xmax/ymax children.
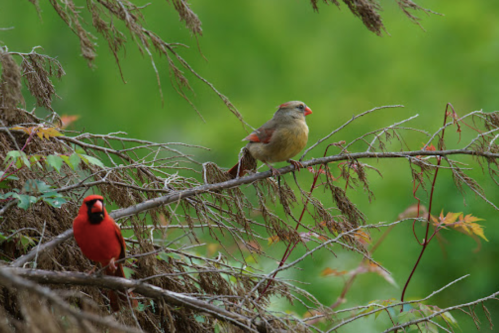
<box><xmin>228</xmin><ymin>101</ymin><xmax>312</xmax><ymax>178</ymax></box>
<box><xmin>73</xmin><ymin>194</ymin><xmax>135</xmax><ymax>311</ymax></box>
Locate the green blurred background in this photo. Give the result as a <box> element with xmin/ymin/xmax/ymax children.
<box><xmin>2</xmin><ymin>0</ymin><xmax>499</xmax><ymax>331</ymax></box>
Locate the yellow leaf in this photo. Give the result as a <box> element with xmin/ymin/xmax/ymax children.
<box><xmin>462</xmin><ymin>213</ymin><xmax>484</xmax><ymax>224</ymax></box>
<box><xmin>437</xmin><ymin>211</ymin><xmax>488</xmax><ymax>246</ymax></box>
<box><xmin>39</xmin><ymin>127</ymin><xmax>62</xmax><ymax>139</ymax></box>
<box><xmin>11</xmin><ymin>125</ymin><xmax>34</xmax><ymax>135</ymax></box>
<box><xmin>303</xmin><ymin>310</ymin><xmax>323</xmax><ymax>319</ymax></box>
<box><xmin>321</xmin><ymin>267</ymin><xmax>348</xmax><ymax>277</ymax></box>
<box><xmin>441</xmin><ymin>211</ymin><xmax>461</xmax><ymax>224</ymax></box>
<box><xmin>353</xmin><ymin>230</ymin><xmax>371</xmax><ymax>245</ymax></box>
<box><xmin>11</xmin><ymin>125</ymin><xmax>62</xmax><ymax>140</ymax></box>
<box><xmin>268</xmin><ymin>235</ymin><xmax>280</xmax><ymax>245</ymax></box>
<box><xmin>468</xmin><ymin>223</ymin><xmax>488</xmax><ymax>241</ymax></box>
<box><xmin>207</xmin><ymin>243</ymin><xmax>219</xmax><ymax>257</ymax></box>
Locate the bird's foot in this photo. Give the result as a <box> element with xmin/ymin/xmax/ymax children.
<box><xmin>270</xmin><ymin>166</ymin><xmax>281</xmax><ymax>176</ymax></box>
<box><xmin>263</xmin><ymin>162</ymin><xmax>280</xmax><ymax>176</ymax></box>
<box><xmin>108</xmin><ymin>258</ymin><xmax>118</xmax><ymax>274</ymax></box>
<box><xmin>288</xmin><ymin>159</ymin><xmax>303</xmax><ymax>171</ymax></box>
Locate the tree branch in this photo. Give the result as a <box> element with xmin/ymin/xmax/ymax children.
<box><xmin>12</xmin><ymin>147</ymin><xmax>498</xmax><ymax>268</ymax></box>
<box><xmin>1</xmin><ymin>266</ymin><xmax>278</xmax><ymax>333</ymax></box>
<box><xmin>0</xmin><ymin>266</ymin><xmax>142</xmax><ymax>333</ymax></box>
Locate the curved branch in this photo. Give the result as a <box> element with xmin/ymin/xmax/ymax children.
<box><xmin>381</xmin><ymin>290</ymin><xmax>499</xmax><ymax>333</ymax></box>
<box><xmin>1</xmin><ymin>266</ymin><xmax>275</xmax><ymax>333</ymax></box>
<box><xmin>0</xmin><ymin>266</ymin><xmax>142</xmax><ymax>333</ymax></box>
<box><xmin>12</xmin><ymin>148</ymin><xmax>498</xmax><ymax>268</ymax></box>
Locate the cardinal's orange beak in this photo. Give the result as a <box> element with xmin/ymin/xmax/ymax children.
<box><xmin>91</xmin><ymin>200</ymin><xmax>103</xmax><ymax>213</ymax></box>
<box><xmin>304</xmin><ymin>107</ymin><xmax>312</xmax><ymax>116</ymax></box>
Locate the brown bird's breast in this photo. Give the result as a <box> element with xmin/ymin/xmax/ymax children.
<box><xmin>248</xmin><ymin>119</ymin><xmax>309</xmax><ymax>163</ymax></box>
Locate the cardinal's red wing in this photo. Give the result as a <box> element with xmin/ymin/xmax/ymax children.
<box><xmin>114</xmin><ymin>222</ymin><xmax>126</xmax><ymax>260</ymax></box>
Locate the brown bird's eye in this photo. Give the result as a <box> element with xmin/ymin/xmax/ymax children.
<box><xmin>298</xmin><ymin>104</ymin><xmax>304</xmax><ymax>110</ymax></box>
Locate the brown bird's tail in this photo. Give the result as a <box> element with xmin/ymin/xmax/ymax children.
<box><xmin>107</xmin><ymin>263</ymin><xmax>138</xmax><ymax>311</ymax></box>
<box><xmin>227</xmin><ymin>148</ymin><xmax>257</xmax><ymax>179</ymax></box>
<box><xmin>227</xmin><ymin>162</ymin><xmax>244</xmax><ymax>178</ymax></box>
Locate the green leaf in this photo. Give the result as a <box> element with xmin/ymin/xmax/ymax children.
<box><xmin>148</xmin><ymin>300</ymin><xmax>155</xmax><ymax>312</ymax></box>
<box><xmin>79</xmin><ymin>154</ymin><xmax>105</xmax><ymax>168</ymax></box>
<box><xmin>69</xmin><ymin>153</ymin><xmax>81</xmax><ymax>169</ymax></box>
<box><xmin>122</xmin><ymin>266</ymin><xmax>134</xmax><ymax>279</ymax></box>
<box><xmin>402</xmin><ymin>303</ymin><xmax>413</xmax><ymax>312</ymax></box>
<box><xmin>20</xmin><ymin>234</ymin><xmax>36</xmax><ymax>251</ymax></box>
<box><xmin>41</xmin><ymin>191</ymin><xmax>58</xmax><ymax>197</ymax></box>
<box><xmin>6</xmin><ymin>151</ymin><xmax>30</xmax><ymax>169</ymax></box>
<box><xmin>441</xmin><ymin>311</ymin><xmax>459</xmax><ymax>328</ymax></box>
<box><xmin>46</xmin><ymin>155</ymin><xmax>64</xmax><ymax>173</ymax></box>
<box><xmin>0</xmin><ymin>172</ymin><xmax>19</xmax><ymax>189</ymax></box>
<box><xmin>59</xmin><ymin>155</ymin><xmax>74</xmax><ymax>170</ymax></box>
<box><xmin>29</xmin><ymin>155</ymin><xmax>43</xmax><ymax>169</ymax></box>
<box><xmin>42</xmin><ymin>197</ymin><xmax>67</xmax><ymax>208</ymax></box>
<box><xmin>22</xmin><ymin>153</ymin><xmax>30</xmax><ymax>169</ymax></box>
<box><xmin>15</xmin><ymin>194</ymin><xmax>37</xmax><ymax>210</ymax></box>
<box><xmin>24</xmin><ymin>179</ymin><xmax>51</xmax><ymax>193</ymax></box>
<box><xmin>135</xmin><ymin>302</ymin><xmax>145</xmax><ymax>312</ymax></box>
<box><xmin>0</xmin><ymin>193</ymin><xmax>15</xmax><ymax>200</ymax></box>
<box><xmin>194</xmin><ymin>315</ymin><xmax>206</xmax><ymax>323</ymax></box>
<box><xmin>0</xmin><ymin>171</ymin><xmax>19</xmax><ymax>181</ymax></box>
<box><xmin>5</xmin><ymin>151</ymin><xmax>21</xmax><ymax>165</ymax></box>
<box><xmin>39</xmin><ymin>191</ymin><xmax>67</xmax><ymax>208</ymax></box>
<box><xmin>157</xmin><ymin>252</ymin><xmax>181</xmax><ymax>261</ymax></box>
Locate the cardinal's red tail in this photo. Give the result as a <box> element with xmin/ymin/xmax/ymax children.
<box><xmin>227</xmin><ymin>148</ymin><xmax>257</xmax><ymax>179</ymax></box>
<box><xmin>107</xmin><ymin>263</ymin><xmax>138</xmax><ymax>311</ymax></box>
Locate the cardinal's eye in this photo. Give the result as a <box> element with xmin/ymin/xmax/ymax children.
<box><xmin>298</xmin><ymin>104</ymin><xmax>305</xmax><ymax>110</ymax></box>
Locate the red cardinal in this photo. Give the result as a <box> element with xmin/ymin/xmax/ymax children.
<box><xmin>73</xmin><ymin>194</ymin><xmax>135</xmax><ymax>311</ymax></box>
<box><xmin>228</xmin><ymin>101</ymin><xmax>312</xmax><ymax>178</ymax></box>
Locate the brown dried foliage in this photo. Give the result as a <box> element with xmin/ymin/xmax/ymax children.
<box><xmin>33</xmin><ymin>0</ymin><xmax>244</xmax><ymax>123</ymax></box>
<box><xmin>328</xmin><ymin>184</ymin><xmax>365</xmax><ymax>227</ymax></box>
<box><xmin>0</xmin><ymin>46</ymin><xmax>325</xmax><ymax>332</ymax></box>
<box><xmin>19</xmin><ymin>49</ymin><xmax>65</xmax><ymax>111</ymax></box>
<box><xmin>309</xmin><ymin>0</ymin><xmax>437</xmax><ymax>35</ymax></box>
<box><xmin>168</xmin><ymin>0</ymin><xmax>203</xmax><ymax>36</ymax></box>
<box><xmin>48</xmin><ymin>0</ymin><xmax>97</xmax><ymax>65</ymax></box>
<box><xmin>0</xmin><ymin>49</ymin><xmax>24</xmax><ymax>121</ymax></box>
<box><xmin>3</xmin><ymin>3</ymin><xmax>499</xmax><ymax>331</ymax></box>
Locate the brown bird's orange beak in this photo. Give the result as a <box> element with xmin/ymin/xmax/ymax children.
<box><xmin>304</xmin><ymin>107</ymin><xmax>312</xmax><ymax>116</ymax></box>
<box><xmin>91</xmin><ymin>200</ymin><xmax>103</xmax><ymax>213</ymax></box>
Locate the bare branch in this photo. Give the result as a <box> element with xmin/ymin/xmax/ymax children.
<box><xmin>1</xmin><ymin>267</ymin><xmax>281</xmax><ymax>333</ymax></box>
<box><xmin>0</xmin><ymin>266</ymin><xmax>142</xmax><ymax>333</ymax></box>
<box><xmin>12</xmin><ymin>146</ymin><xmax>499</xmax><ymax>268</ymax></box>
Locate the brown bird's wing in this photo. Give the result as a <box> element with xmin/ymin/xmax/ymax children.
<box><xmin>244</xmin><ymin>120</ymin><xmax>277</xmax><ymax>144</ymax></box>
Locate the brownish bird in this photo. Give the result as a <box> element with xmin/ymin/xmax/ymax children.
<box><xmin>228</xmin><ymin>101</ymin><xmax>312</xmax><ymax>178</ymax></box>
<box><xmin>73</xmin><ymin>194</ymin><xmax>136</xmax><ymax>311</ymax></box>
